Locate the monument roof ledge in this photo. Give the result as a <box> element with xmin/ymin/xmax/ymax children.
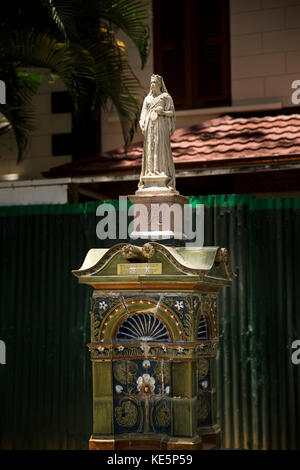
<box><xmin>72</xmin><ymin>243</ymin><xmax>236</xmax><ymax>282</ymax></box>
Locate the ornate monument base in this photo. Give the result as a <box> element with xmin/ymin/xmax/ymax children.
<box><xmin>72</xmin><ymin>243</ymin><xmax>235</xmax><ymax>451</ymax></box>
<box><xmin>72</xmin><ymin>74</ymin><xmax>235</xmax><ymax>451</ymax></box>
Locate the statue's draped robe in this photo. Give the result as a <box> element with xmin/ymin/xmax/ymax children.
<box><xmin>139</xmin><ymin>92</ymin><xmax>176</xmax><ymax>189</ymax></box>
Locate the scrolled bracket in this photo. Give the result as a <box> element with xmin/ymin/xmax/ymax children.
<box><xmin>215</xmin><ymin>247</ymin><xmax>237</xmax><ymax>281</ymax></box>
<box><xmin>121</xmin><ymin>244</ymin><xmax>145</xmax><ymax>261</ymax></box>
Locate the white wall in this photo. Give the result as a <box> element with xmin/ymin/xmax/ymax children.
<box><xmin>0</xmin><ymin>180</ymin><xmax>68</xmax><ymax>205</ymax></box>
<box><xmin>0</xmin><ymin>75</ymin><xmax>72</xmax><ymax>181</ymax></box>
<box><xmin>231</xmin><ymin>0</ymin><xmax>300</xmax><ymax>107</ymax></box>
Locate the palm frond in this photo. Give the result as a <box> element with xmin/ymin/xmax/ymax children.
<box><xmin>100</xmin><ymin>0</ymin><xmax>152</xmax><ymax>68</ymax></box>
<box><xmin>0</xmin><ymin>30</ymin><xmax>95</xmax><ymax>114</ymax></box>
<box><xmin>0</xmin><ymin>69</ymin><xmax>41</xmax><ymax>161</ymax></box>
<box><xmin>83</xmin><ymin>0</ymin><xmax>151</xmax><ymax>69</ymax></box>
<box><xmin>0</xmin><ymin>1</ymin><xmax>150</xmax><ymax>158</ymax></box>
<box><xmin>80</xmin><ymin>27</ymin><xmax>143</xmax><ymax>148</ymax></box>
<box><xmin>48</xmin><ymin>0</ymin><xmax>68</xmax><ymax>41</ymax></box>
<box><xmin>44</xmin><ymin>0</ymin><xmax>80</xmax><ymax>40</ymax></box>
<box><xmin>0</xmin><ymin>115</ymin><xmax>11</xmax><ymax>137</ymax></box>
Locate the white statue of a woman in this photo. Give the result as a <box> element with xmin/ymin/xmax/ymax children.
<box><xmin>137</xmin><ymin>74</ymin><xmax>176</xmax><ymax>192</ymax></box>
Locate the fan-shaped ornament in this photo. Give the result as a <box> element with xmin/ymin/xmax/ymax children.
<box><xmin>115</xmin><ymin>313</ymin><xmax>170</xmax><ymax>342</ymax></box>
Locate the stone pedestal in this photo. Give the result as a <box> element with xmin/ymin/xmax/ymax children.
<box><xmin>72</xmin><ymin>242</ymin><xmax>235</xmax><ymax>450</ymax></box>
<box><xmin>136</xmin><ymin>175</ymin><xmax>173</xmax><ymax>193</ymax></box>
<box><xmin>128</xmin><ymin>193</ymin><xmax>189</xmax><ymax>243</ymax></box>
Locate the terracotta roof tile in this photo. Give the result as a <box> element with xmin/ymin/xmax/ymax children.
<box><xmin>45</xmin><ymin>113</ymin><xmax>300</xmax><ymax>177</ymax></box>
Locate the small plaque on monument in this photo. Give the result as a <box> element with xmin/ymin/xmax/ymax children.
<box><xmin>117</xmin><ymin>263</ymin><xmax>162</xmax><ymax>275</ymax></box>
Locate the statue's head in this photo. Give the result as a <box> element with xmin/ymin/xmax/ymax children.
<box><xmin>150</xmin><ymin>74</ymin><xmax>168</xmax><ymax>95</ymax></box>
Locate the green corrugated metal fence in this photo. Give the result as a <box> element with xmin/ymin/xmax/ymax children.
<box><xmin>0</xmin><ymin>195</ymin><xmax>299</xmax><ymax>449</ymax></box>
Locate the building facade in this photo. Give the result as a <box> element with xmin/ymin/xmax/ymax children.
<box><xmin>1</xmin><ymin>0</ymin><xmax>300</xmax><ymax>182</ymax></box>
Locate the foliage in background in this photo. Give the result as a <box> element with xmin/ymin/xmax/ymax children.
<box><xmin>0</xmin><ymin>0</ymin><xmax>151</xmax><ymax>161</ymax></box>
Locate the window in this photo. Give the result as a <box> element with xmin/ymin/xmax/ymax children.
<box><xmin>52</xmin><ymin>133</ymin><xmax>73</xmax><ymax>156</ymax></box>
<box><xmin>153</xmin><ymin>0</ymin><xmax>231</xmax><ymax>110</ymax></box>
<box><xmin>51</xmin><ymin>91</ymin><xmax>73</xmax><ymax>114</ymax></box>
<box><xmin>51</xmin><ymin>91</ymin><xmax>101</xmax><ymax>160</ymax></box>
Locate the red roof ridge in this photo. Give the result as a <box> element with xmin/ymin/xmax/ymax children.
<box><xmin>43</xmin><ymin>112</ymin><xmax>300</xmax><ymax>178</ymax></box>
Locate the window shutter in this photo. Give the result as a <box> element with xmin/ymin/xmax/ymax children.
<box><xmin>192</xmin><ymin>0</ymin><xmax>230</xmax><ymax>106</ymax></box>
<box><xmin>153</xmin><ymin>0</ymin><xmax>230</xmax><ymax>110</ymax></box>
<box><xmin>153</xmin><ymin>0</ymin><xmax>187</xmax><ymax>108</ymax></box>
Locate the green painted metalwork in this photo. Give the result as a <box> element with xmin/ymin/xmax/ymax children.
<box><xmin>0</xmin><ymin>195</ymin><xmax>299</xmax><ymax>449</ymax></box>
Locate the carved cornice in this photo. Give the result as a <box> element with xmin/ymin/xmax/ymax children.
<box><xmin>87</xmin><ymin>340</ymin><xmax>218</xmax><ymax>361</ymax></box>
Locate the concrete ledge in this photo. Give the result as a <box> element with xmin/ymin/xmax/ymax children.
<box><xmin>89</xmin><ymin>433</ymin><xmax>203</xmax><ymax>450</ymax></box>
